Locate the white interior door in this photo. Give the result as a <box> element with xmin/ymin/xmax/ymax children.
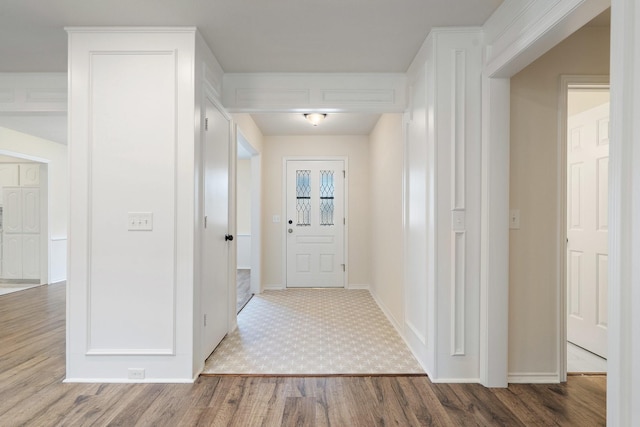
<box><xmin>201</xmin><ymin>98</ymin><xmax>231</xmax><ymax>360</ymax></box>
<box><xmin>567</xmin><ymin>101</ymin><xmax>609</xmax><ymax>359</ymax></box>
<box><xmin>286</xmin><ymin>160</ymin><xmax>345</xmax><ymax>288</ymax></box>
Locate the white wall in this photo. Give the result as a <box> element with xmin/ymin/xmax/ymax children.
<box><xmin>0</xmin><ymin>127</ymin><xmax>67</xmax><ymax>282</ymax></box>
<box><xmin>237</xmin><ymin>159</ymin><xmax>252</xmax><ymax>234</ymax></box>
<box><xmin>236</xmin><ymin>158</ymin><xmax>252</xmax><ymax>269</ymax></box>
<box><xmin>509</xmin><ymin>25</ymin><xmax>610</xmax><ymax>379</ymax></box>
<box><xmin>369</xmin><ymin>114</ymin><xmax>404</xmax><ymax>328</ymax></box>
<box><xmin>404</xmin><ymin>29</ymin><xmax>483</xmax><ymax>381</ymax></box>
<box><xmin>261</xmin><ymin>135</ymin><xmax>370</xmax><ymax>288</ymax></box>
<box><xmin>66</xmin><ymin>27</ymin><xmax>209</xmax><ymax>382</ymax></box>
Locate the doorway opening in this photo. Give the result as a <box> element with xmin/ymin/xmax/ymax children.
<box><xmin>562</xmin><ymin>79</ymin><xmax>610</xmax><ymax>374</ymax></box>
<box><xmin>0</xmin><ymin>152</ymin><xmax>49</xmax><ymax>295</ymax></box>
<box><xmin>236</xmin><ymin>131</ymin><xmax>258</xmax><ymax>312</ymax></box>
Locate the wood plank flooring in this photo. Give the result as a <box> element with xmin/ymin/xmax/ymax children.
<box><xmin>0</xmin><ymin>282</ymin><xmax>606</xmax><ymax>426</ymax></box>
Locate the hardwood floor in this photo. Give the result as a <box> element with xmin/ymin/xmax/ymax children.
<box><xmin>0</xmin><ymin>282</ymin><xmax>606</xmax><ymax>426</ymax></box>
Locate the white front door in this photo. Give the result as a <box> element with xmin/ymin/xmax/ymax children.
<box><xmin>286</xmin><ymin>160</ymin><xmax>345</xmax><ymax>288</ymax></box>
<box><xmin>567</xmin><ymin>101</ymin><xmax>609</xmax><ymax>359</ymax></box>
<box><xmin>201</xmin><ymin>98</ymin><xmax>231</xmax><ymax>360</ymax></box>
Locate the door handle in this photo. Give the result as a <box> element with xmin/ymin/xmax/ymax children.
<box><xmin>225</xmin><ymin>234</ymin><xmax>234</xmax><ymax>241</ymax></box>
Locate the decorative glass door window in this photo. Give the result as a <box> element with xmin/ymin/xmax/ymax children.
<box><xmin>319</xmin><ymin>170</ymin><xmax>334</xmax><ymax>226</ymax></box>
<box><xmin>296</xmin><ymin>170</ymin><xmax>311</xmax><ymax>226</ymax></box>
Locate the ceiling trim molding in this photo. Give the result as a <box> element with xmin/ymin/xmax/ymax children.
<box><xmin>222</xmin><ymin>73</ymin><xmax>407</xmax><ymax>113</ymax></box>
<box><xmin>0</xmin><ymin>73</ymin><xmax>67</xmax><ymax>113</ymax></box>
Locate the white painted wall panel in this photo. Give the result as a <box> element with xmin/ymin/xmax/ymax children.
<box><xmin>87</xmin><ymin>52</ymin><xmax>176</xmax><ymax>353</ymax></box>
<box><xmin>405</xmin><ymin>62</ymin><xmax>429</xmax><ymax>350</ymax></box>
<box><xmin>67</xmin><ymin>27</ymin><xmax>202</xmax><ymax>381</ymax></box>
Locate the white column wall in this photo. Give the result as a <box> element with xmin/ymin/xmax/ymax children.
<box><xmin>67</xmin><ymin>28</ymin><xmax>199</xmax><ymax>382</ymax></box>
<box><xmin>405</xmin><ymin>29</ymin><xmax>483</xmax><ymax>381</ymax></box>
<box><xmin>608</xmin><ymin>0</ymin><xmax>640</xmax><ymax>424</ymax></box>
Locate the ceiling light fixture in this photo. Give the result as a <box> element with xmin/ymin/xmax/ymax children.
<box><xmin>304</xmin><ymin>113</ymin><xmax>327</xmax><ymax>126</ymax></box>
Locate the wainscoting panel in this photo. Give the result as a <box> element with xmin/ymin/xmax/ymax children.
<box><xmin>86</xmin><ymin>51</ymin><xmax>177</xmax><ymax>355</ymax></box>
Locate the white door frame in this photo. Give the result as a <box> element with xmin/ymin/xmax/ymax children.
<box><xmin>479</xmin><ymin>0</ymin><xmax>609</xmax><ymax>387</ymax></box>
<box><xmin>282</xmin><ymin>156</ymin><xmax>348</xmax><ymax>289</ymax></box>
<box><xmin>236</xmin><ymin>129</ymin><xmax>262</xmax><ymax>295</ymax></box>
<box><xmin>199</xmin><ymin>87</ymin><xmax>236</xmax><ymax>362</ymax></box>
<box><xmin>558</xmin><ymin>75</ymin><xmax>610</xmax><ymax>381</ymax></box>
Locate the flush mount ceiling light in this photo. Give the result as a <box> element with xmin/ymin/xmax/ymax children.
<box><xmin>304</xmin><ymin>113</ymin><xmax>327</xmax><ymax>126</ymax></box>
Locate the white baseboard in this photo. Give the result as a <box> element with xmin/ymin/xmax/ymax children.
<box><xmin>63</xmin><ymin>377</ymin><xmax>195</xmax><ymax>384</ymax></box>
<box><xmin>508</xmin><ymin>373</ymin><xmax>560</xmax><ymax>384</ymax></box>
<box><xmin>430</xmin><ymin>377</ymin><xmax>481</xmax><ymax>384</ymax></box>
<box><xmin>347</xmin><ymin>283</ymin><xmax>370</xmax><ymax>290</ymax></box>
<box><xmin>369</xmin><ymin>290</ymin><xmax>403</xmax><ymax>334</ymax></box>
<box><xmin>264</xmin><ymin>284</ymin><xmax>284</xmax><ymax>290</ymax></box>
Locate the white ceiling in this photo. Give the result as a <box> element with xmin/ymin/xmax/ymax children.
<box><xmin>0</xmin><ymin>0</ymin><xmax>503</xmax><ymax>139</ymax></box>
<box><xmin>0</xmin><ymin>0</ymin><xmax>503</xmax><ymax>73</ymax></box>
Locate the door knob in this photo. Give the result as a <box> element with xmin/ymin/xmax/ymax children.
<box><xmin>225</xmin><ymin>234</ymin><xmax>234</xmax><ymax>241</ymax></box>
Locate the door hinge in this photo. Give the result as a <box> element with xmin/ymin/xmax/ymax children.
<box><xmin>342</xmin><ymin>264</ymin><xmax>345</xmax><ymax>272</ymax></box>
<box><xmin>205</xmin><ymin>117</ymin><xmax>209</xmax><ymax>131</ymax></box>
<box><xmin>204</xmin><ymin>314</ymin><xmax>207</xmax><ymax>326</ymax></box>
<box><xmin>343</xmin><ymin>218</ymin><xmax>346</xmax><ymax>225</ymax></box>
<box><xmin>204</xmin><ymin>216</ymin><xmax>208</xmax><ymax>228</ymax></box>
<box><xmin>343</xmin><ymin>170</ymin><xmax>345</xmax><ymax>178</ymax></box>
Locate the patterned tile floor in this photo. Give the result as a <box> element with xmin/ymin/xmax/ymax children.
<box><xmin>203</xmin><ymin>289</ymin><xmax>425</xmax><ymax>375</ymax></box>
<box><xmin>567</xmin><ymin>342</ymin><xmax>607</xmax><ymax>373</ymax></box>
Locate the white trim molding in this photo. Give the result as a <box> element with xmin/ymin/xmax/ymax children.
<box><xmin>508</xmin><ymin>373</ymin><xmax>561</xmax><ymax>384</ymax></box>
<box><xmin>222</xmin><ymin>73</ymin><xmax>406</xmax><ymax>113</ymax></box>
<box><xmin>608</xmin><ymin>0</ymin><xmax>640</xmax><ymax>425</ymax></box>
<box><xmin>0</xmin><ymin>73</ymin><xmax>67</xmax><ymax>113</ymax></box>
<box><xmin>479</xmin><ymin>0</ymin><xmax>610</xmax><ymax>389</ymax></box>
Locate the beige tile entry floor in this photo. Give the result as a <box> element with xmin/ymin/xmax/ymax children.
<box><xmin>203</xmin><ymin>289</ymin><xmax>425</xmax><ymax>376</ymax></box>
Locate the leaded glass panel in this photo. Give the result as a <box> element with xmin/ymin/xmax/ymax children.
<box><xmin>319</xmin><ymin>170</ymin><xmax>334</xmax><ymax>226</ymax></box>
<box><xmin>296</xmin><ymin>170</ymin><xmax>311</xmax><ymax>226</ymax></box>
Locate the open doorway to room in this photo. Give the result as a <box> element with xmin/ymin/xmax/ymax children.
<box><xmin>563</xmin><ymin>81</ymin><xmax>610</xmax><ymax>374</ymax></box>
<box><xmin>0</xmin><ymin>153</ymin><xmax>48</xmax><ymax>295</ymax></box>
<box><xmin>236</xmin><ymin>130</ymin><xmax>260</xmax><ymax>313</ymax></box>
<box><xmin>506</xmin><ymin>8</ymin><xmax>610</xmax><ymax>384</ymax></box>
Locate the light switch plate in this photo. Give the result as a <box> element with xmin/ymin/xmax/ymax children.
<box><xmin>509</xmin><ymin>209</ymin><xmax>520</xmax><ymax>229</ymax></box>
<box><xmin>451</xmin><ymin>210</ymin><xmax>465</xmax><ymax>231</ymax></box>
<box><xmin>128</xmin><ymin>212</ymin><xmax>153</xmax><ymax>231</ymax></box>
<box><xmin>272</xmin><ymin>215</ymin><xmax>280</xmax><ymax>223</ymax></box>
